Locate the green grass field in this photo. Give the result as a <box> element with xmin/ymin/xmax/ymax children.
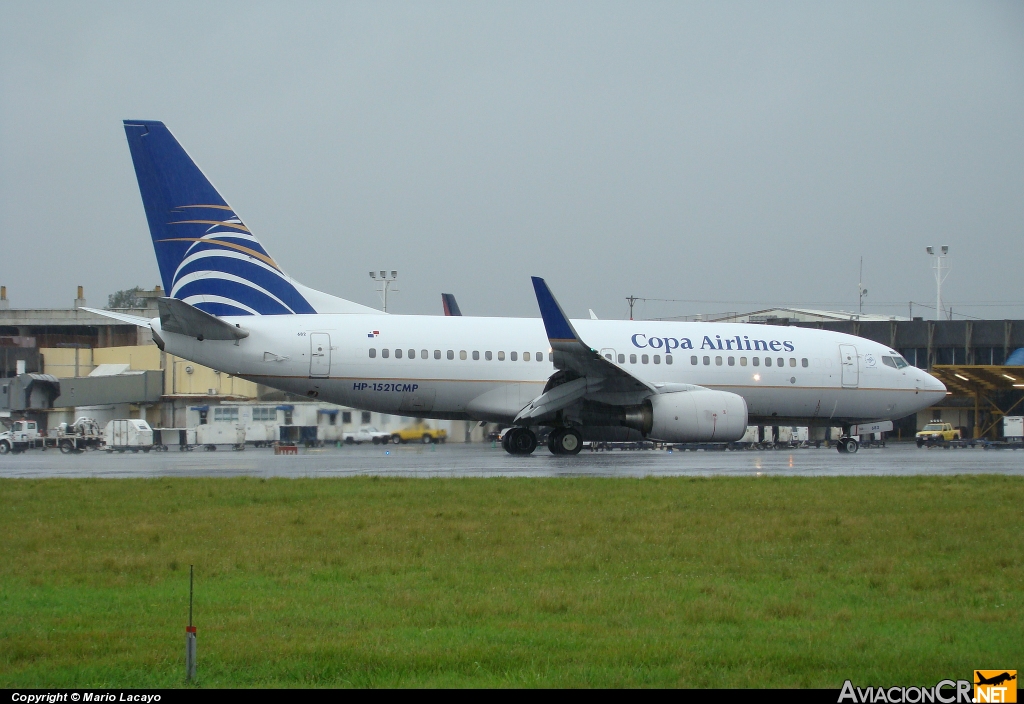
<box><xmin>1</xmin><ymin>475</ymin><xmax>1021</xmax><ymax>687</ymax></box>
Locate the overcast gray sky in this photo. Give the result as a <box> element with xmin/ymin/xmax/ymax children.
<box><xmin>1</xmin><ymin>1</ymin><xmax>1022</xmax><ymax>321</ymax></box>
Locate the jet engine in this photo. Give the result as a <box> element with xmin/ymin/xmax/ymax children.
<box><xmin>622</xmin><ymin>389</ymin><xmax>748</xmax><ymax>443</ymax></box>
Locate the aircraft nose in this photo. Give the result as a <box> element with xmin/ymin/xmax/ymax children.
<box><xmin>922</xmin><ymin>372</ymin><xmax>946</xmax><ymax>393</ymax></box>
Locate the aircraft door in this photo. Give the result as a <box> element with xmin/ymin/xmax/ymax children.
<box><xmin>310</xmin><ymin>333</ymin><xmax>331</xmax><ymax>378</ymax></box>
<box><xmin>839</xmin><ymin>344</ymin><xmax>859</xmax><ymax>388</ymax></box>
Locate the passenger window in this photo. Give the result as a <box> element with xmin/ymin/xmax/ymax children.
<box><xmin>447</xmin><ymin>350</ymin><xmax>454</xmax><ymax>360</ymax></box>
<box><xmin>395</xmin><ymin>348</ymin><xmax>403</xmax><ymax>359</ymax></box>
<box><xmin>485</xmin><ymin>351</ymin><xmax>492</xmax><ymax>361</ymax></box>
<box><xmin>548</xmin><ymin>353</ymin><xmax>554</xmax><ymax>362</ymax></box>
<box><xmin>460</xmin><ymin>350</ymin><xmax>467</xmax><ymax>360</ymax></box>
<box><xmin>777</xmin><ymin>358</ymin><xmax>784</xmax><ymax>367</ymax></box>
<box><xmin>382</xmin><ymin>349</ymin><xmax>390</xmax><ymax>359</ymax></box>
<box><xmin>511</xmin><ymin>352</ymin><xmax>518</xmax><ymax>361</ymax></box>
<box><xmin>740</xmin><ymin>357</ymin><xmax>747</xmax><ymax>366</ymax></box>
<box><xmin>789</xmin><ymin>358</ymin><xmax>796</xmax><ymax>367</ymax></box>
<box><xmin>728</xmin><ymin>356</ymin><xmax>735</xmax><ymax>366</ymax></box>
<box><xmin>715</xmin><ymin>356</ymin><xmax>722</xmax><ymax>366</ymax></box>
<box><xmin>630</xmin><ymin>354</ymin><xmax>637</xmax><ymax>364</ymax></box>
<box><xmin>537</xmin><ymin>353</ymin><xmax>543</xmax><ymax>362</ymax></box>
<box><xmin>524</xmin><ymin>352</ymin><xmax>531</xmax><ymax>361</ymax></box>
<box><xmin>434</xmin><ymin>350</ymin><xmax>441</xmax><ymax>360</ymax></box>
<box><xmin>703</xmin><ymin>356</ymin><xmax>710</xmax><ymax>365</ymax></box>
<box><xmin>369</xmin><ymin>348</ymin><xmax>376</xmax><ymax>358</ymax></box>
<box><xmin>665</xmin><ymin>355</ymin><xmax>673</xmax><ymax>365</ymax></box>
<box><xmin>752</xmin><ymin>357</ymin><xmax>760</xmax><ymax>367</ymax></box>
<box><xmin>617</xmin><ymin>353</ymin><xmax>625</xmax><ymax>363</ymax></box>
<box><xmin>472</xmin><ymin>351</ymin><xmax>480</xmax><ymax>360</ymax></box>
<box><xmin>409</xmin><ymin>349</ymin><xmax>415</xmax><ymax>359</ymax></box>
<box><xmin>498</xmin><ymin>351</ymin><xmax>505</xmax><ymax>361</ymax></box>
<box><xmin>642</xmin><ymin>354</ymin><xmax>649</xmax><ymax>364</ymax></box>
<box><xmin>653</xmin><ymin>355</ymin><xmax>661</xmax><ymax>364</ymax></box>
<box><xmin>691</xmin><ymin>356</ymin><xmax>698</xmax><ymax>365</ymax></box>
<box><xmin>421</xmin><ymin>350</ymin><xmax>428</xmax><ymax>359</ymax></box>
<box><xmin>764</xmin><ymin>357</ymin><xmax>771</xmax><ymax>367</ymax></box>
<box><xmin>802</xmin><ymin>358</ymin><xmax>808</xmax><ymax>367</ymax></box>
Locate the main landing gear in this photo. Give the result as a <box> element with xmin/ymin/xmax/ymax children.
<box><xmin>502</xmin><ymin>427</ymin><xmax>537</xmax><ymax>455</ymax></box>
<box><xmin>548</xmin><ymin>428</ymin><xmax>583</xmax><ymax>455</ymax></box>
<box><xmin>836</xmin><ymin>436</ymin><xmax>859</xmax><ymax>454</ymax></box>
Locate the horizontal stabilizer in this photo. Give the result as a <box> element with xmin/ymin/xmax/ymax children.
<box><xmin>158</xmin><ymin>297</ymin><xmax>249</xmax><ymax>341</ymax></box>
<box><xmin>80</xmin><ymin>308</ymin><xmax>154</xmax><ymax>327</ymax></box>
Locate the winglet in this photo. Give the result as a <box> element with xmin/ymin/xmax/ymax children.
<box><xmin>531</xmin><ymin>277</ymin><xmax>579</xmax><ymax>342</ymax></box>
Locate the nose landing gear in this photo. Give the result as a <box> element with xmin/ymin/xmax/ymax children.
<box><xmin>836</xmin><ymin>436</ymin><xmax>859</xmax><ymax>454</ymax></box>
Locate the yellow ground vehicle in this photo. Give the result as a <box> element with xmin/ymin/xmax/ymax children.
<box><xmin>916</xmin><ymin>421</ymin><xmax>961</xmax><ymax>447</ymax></box>
<box><xmin>391</xmin><ymin>423</ymin><xmax>448</xmax><ymax>444</ymax></box>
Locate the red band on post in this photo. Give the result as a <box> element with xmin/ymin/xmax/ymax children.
<box><xmin>186</xmin><ymin>626</ymin><xmax>196</xmax><ymax>633</ymax></box>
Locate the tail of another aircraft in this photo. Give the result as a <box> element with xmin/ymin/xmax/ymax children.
<box><xmin>122</xmin><ymin>120</ymin><xmax>375</xmax><ymax>316</ymax></box>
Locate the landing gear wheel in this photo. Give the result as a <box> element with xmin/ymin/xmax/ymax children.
<box><xmin>549</xmin><ymin>428</ymin><xmax>582</xmax><ymax>455</ymax></box>
<box><xmin>505</xmin><ymin>427</ymin><xmax>537</xmax><ymax>455</ymax></box>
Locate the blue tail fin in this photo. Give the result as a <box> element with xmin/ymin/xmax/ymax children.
<box><xmin>123</xmin><ymin>120</ymin><xmax>316</xmax><ymax>316</ymax></box>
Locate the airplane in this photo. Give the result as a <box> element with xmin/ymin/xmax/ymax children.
<box><xmin>88</xmin><ymin>120</ymin><xmax>948</xmax><ymax>456</ymax></box>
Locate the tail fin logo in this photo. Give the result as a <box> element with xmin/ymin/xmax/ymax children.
<box><xmin>161</xmin><ymin>204</ymin><xmax>315</xmax><ymax>317</ymax></box>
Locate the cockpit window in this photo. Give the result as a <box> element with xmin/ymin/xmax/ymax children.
<box><xmin>894</xmin><ymin>356</ymin><xmax>909</xmax><ymax>369</ymax></box>
<box><xmin>882</xmin><ymin>356</ymin><xmax>897</xmax><ymax>368</ymax></box>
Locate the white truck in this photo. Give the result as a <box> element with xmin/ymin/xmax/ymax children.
<box><xmin>343</xmin><ymin>426</ymin><xmax>392</xmax><ymax>445</ymax></box>
<box><xmin>104</xmin><ymin>419</ymin><xmax>155</xmax><ymax>453</ymax></box>
<box><xmin>0</xmin><ymin>417</ymin><xmax>104</xmax><ymax>455</ymax></box>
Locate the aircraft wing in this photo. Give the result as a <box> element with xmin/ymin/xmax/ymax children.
<box><xmin>80</xmin><ymin>308</ymin><xmax>154</xmax><ymax>327</ymax></box>
<box><xmin>516</xmin><ymin>277</ymin><xmax>656</xmax><ymax>423</ymax></box>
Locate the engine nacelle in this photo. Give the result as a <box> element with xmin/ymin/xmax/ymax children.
<box><xmin>632</xmin><ymin>389</ymin><xmax>748</xmax><ymax>443</ymax></box>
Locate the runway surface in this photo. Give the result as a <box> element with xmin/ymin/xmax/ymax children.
<box><xmin>0</xmin><ymin>442</ymin><xmax>1022</xmax><ymax>478</ymax></box>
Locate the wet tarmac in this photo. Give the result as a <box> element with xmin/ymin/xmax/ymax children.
<box><xmin>0</xmin><ymin>441</ymin><xmax>1021</xmax><ymax>478</ymax></box>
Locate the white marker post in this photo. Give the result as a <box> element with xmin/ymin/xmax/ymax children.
<box><xmin>186</xmin><ymin>565</ymin><xmax>196</xmax><ymax>682</ymax></box>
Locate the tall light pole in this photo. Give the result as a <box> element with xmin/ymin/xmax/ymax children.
<box><xmin>858</xmin><ymin>256</ymin><xmax>868</xmax><ymax>316</ymax></box>
<box><xmin>925</xmin><ymin>246</ymin><xmax>950</xmax><ymax>321</ymax></box>
<box><xmin>368</xmin><ymin>270</ymin><xmax>399</xmax><ymax>312</ymax></box>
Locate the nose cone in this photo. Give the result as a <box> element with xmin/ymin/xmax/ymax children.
<box><xmin>922</xmin><ymin>371</ymin><xmax>946</xmax><ymax>393</ymax></box>
<box><xmin>917</xmin><ymin>371</ymin><xmax>947</xmax><ymax>409</ymax></box>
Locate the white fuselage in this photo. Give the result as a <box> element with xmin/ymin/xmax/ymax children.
<box><xmin>153</xmin><ymin>313</ymin><xmax>947</xmax><ymax>427</ymax></box>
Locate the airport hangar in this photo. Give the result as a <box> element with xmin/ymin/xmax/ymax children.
<box><xmin>2</xmin><ymin>287</ymin><xmax>1023</xmax><ymax>441</ymax></box>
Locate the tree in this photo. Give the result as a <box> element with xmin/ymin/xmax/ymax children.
<box><xmin>107</xmin><ymin>287</ymin><xmax>144</xmax><ymax>309</ymax></box>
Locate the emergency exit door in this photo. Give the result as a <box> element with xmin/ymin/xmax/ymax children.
<box><xmin>310</xmin><ymin>333</ymin><xmax>331</xmax><ymax>378</ymax></box>
<box><xmin>839</xmin><ymin>344</ymin><xmax>859</xmax><ymax>388</ymax></box>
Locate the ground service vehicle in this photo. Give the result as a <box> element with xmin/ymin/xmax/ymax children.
<box><xmin>104</xmin><ymin>419</ymin><xmax>155</xmax><ymax>453</ymax></box>
<box><xmin>343</xmin><ymin>426</ymin><xmax>391</xmax><ymax>445</ymax></box>
<box><xmin>391</xmin><ymin>422</ymin><xmax>448</xmax><ymax>444</ymax></box>
<box><xmin>0</xmin><ymin>418</ymin><xmax>104</xmax><ymax>454</ymax></box>
<box><xmin>916</xmin><ymin>421</ymin><xmax>961</xmax><ymax>447</ymax></box>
